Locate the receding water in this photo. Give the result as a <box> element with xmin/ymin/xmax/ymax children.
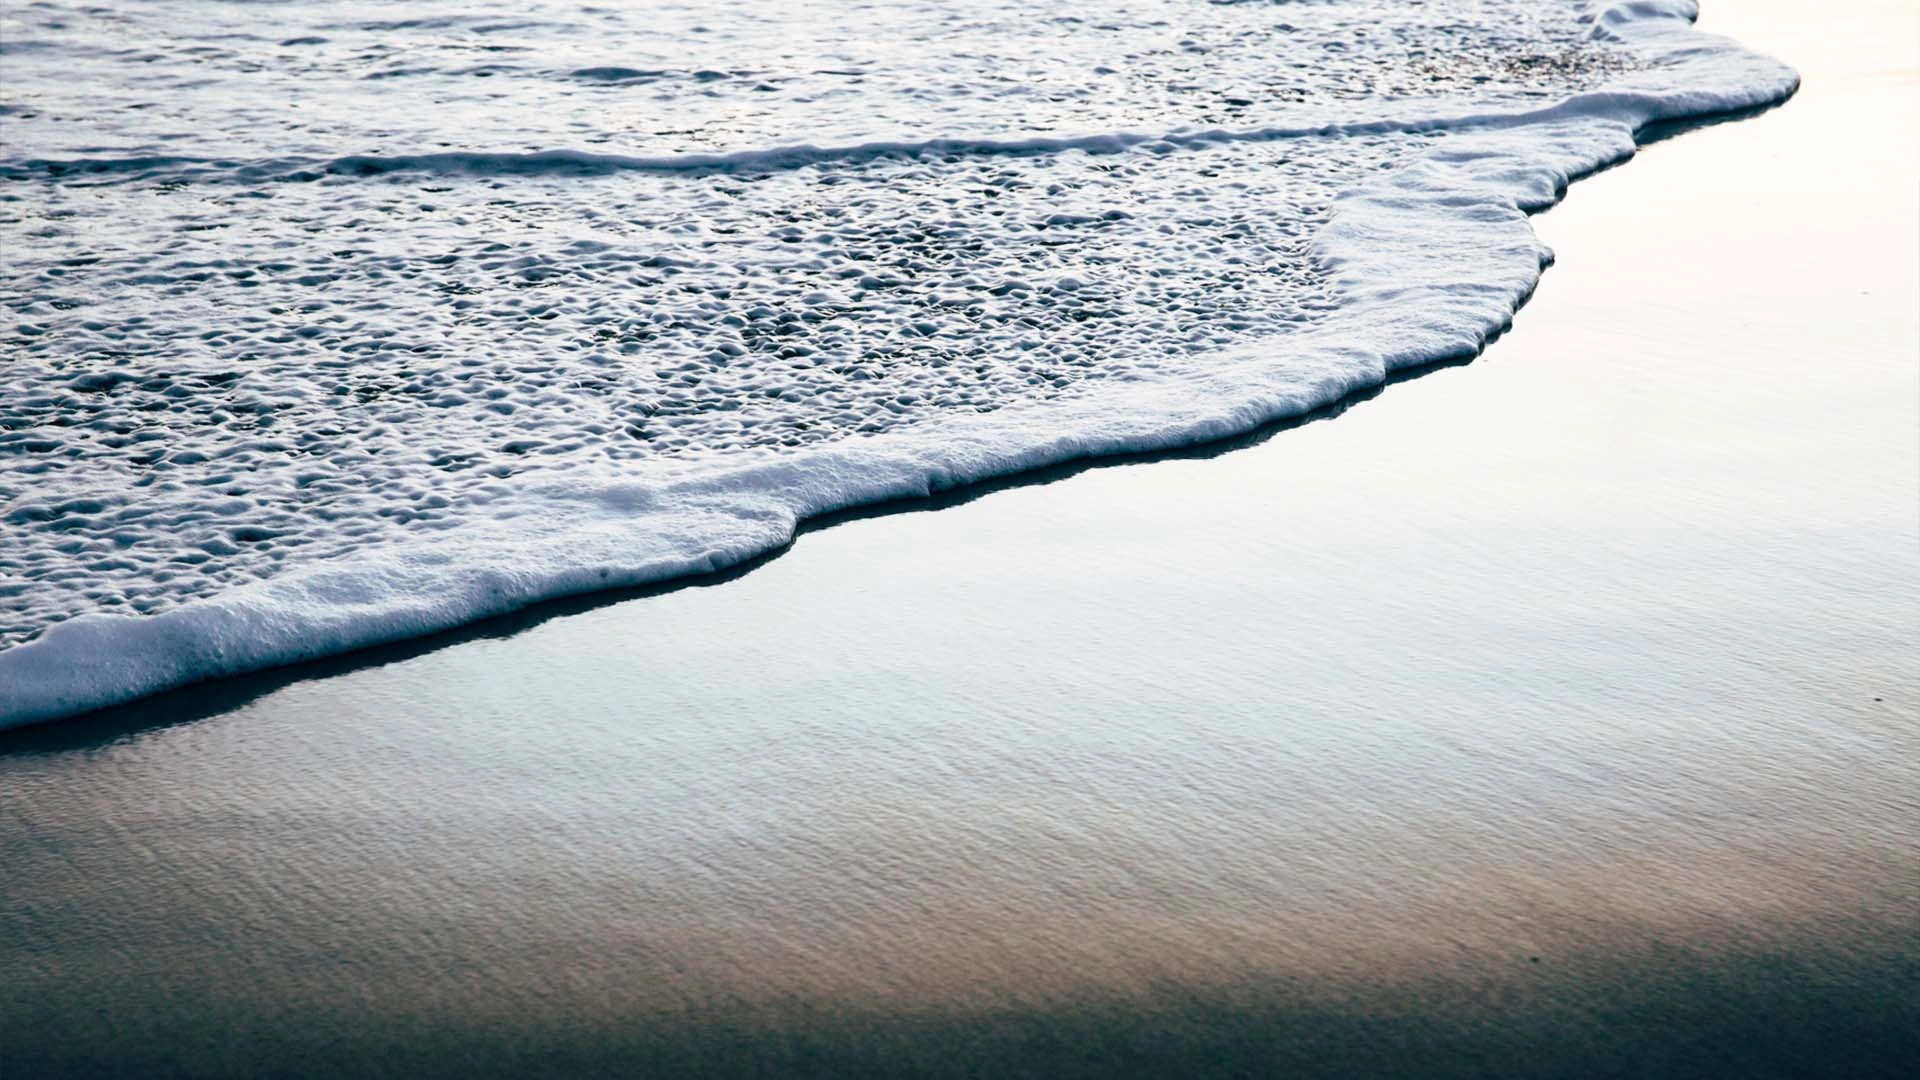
<box><xmin>0</xmin><ymin>1</ymin><xmax>1796</xmax><ymax>722</ymax></box>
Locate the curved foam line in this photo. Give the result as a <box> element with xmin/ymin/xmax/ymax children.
<box><xmin>0</xmin><ymin>0</ymin><xmax>1798</xmax><ymax>728</ymax></box>
<box><xmin>0</xmin><ymin>81</ymin><xmax>1788</xmax><ymax>185</ymax></box>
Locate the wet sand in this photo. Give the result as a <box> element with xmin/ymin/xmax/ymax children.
<box><xmin>3</xmin><ymin>2</ymin><xmax>1916</xmax><ymax>1076</ymax></box>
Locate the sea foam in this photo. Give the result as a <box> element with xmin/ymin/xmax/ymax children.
<box><xmin>0</xmin><ymin>0</ymin><xmax>1795</xmax><ymax>726</ymax></box>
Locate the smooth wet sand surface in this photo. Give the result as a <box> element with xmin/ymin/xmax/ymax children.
<box><xmin>3</xmin><ymin>2</ymin><xmax>1916</xmax><ymax>1076</ymax></box>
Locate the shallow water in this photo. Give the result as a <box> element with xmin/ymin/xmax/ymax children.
<box><xmin>0</xmin><ymin>0</ymin><xmax>1795</xmax><ymax>722</ymax></box>
<box><xmin>2</xmin><ymin>2</ymin><xmax>1913</xmax><ymax>1076</ymax></box>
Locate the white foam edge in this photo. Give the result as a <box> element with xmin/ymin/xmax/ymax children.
<box><xmin>0</xmin><ymin>1</ymin><xmax>1798</xmax><ymax>728</ymax></box>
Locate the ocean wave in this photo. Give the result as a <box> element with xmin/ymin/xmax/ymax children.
<box><xmin>0</xmin><ymin>0</ymin><xmax>1796</xmax><ymax>727</ymax></box>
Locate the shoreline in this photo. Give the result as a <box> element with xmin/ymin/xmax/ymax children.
<box><xmin>0</xmin><ymin>98</ymin><xmax>1802</xmax><ymax>752</ymax></box>
<box><xmin>4</xmin><ymin>1</ymin><xmax>1916</xmax><ymax>1077</ymax></box>
<box><xmin>0</xmin><ymin>2</ymin><xmax>1799</xmax><ymax>729</ymax></box>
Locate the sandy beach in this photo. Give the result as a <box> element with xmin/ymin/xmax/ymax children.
<box><xmin>3</xmin><ymin>1</ymin><xmax>1916</xmax><ymax>1076</ymax></box>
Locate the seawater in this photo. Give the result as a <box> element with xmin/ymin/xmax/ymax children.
<box><xmin>0</xmin><ymin>1</ymin><xmax>1795</xmax><ymax>724</ymax></box>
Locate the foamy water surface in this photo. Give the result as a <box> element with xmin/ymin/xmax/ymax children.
<box><xmin>0</xmin><ymin>1</ymin><xmax>1795</xmax><ymax>723</ymax></box>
